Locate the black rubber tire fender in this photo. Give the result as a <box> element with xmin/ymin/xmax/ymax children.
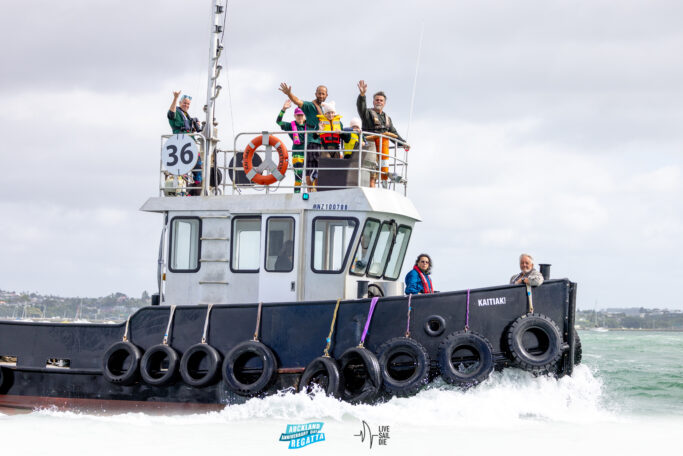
<box><xmin>438</xmin><ymin>331</ymin><xmax>494</xmax><ymax>387</ymax></box>
<box><xmin>377</xmin><ymin>337</ymin><xmax>430</xmax><ymax>397</ymax></box>
<box><xmin>574</xmin><ymin>329</ymin><xmax>582</xmax><ymax>365</ymax></box>
<box><xmin>222</xmin><ymin>340</ymin><xmax>278</xmax><ymax>396</ymax></box>
<box><xmin>298</xmin><ymin>356</ymin><xmax>343</xmax><ymax>398</ymax></box>
<box><xmin>102</xmin><ymin>341</ymin><xmax>143</xmax><ymax>386</ymax></box>
<box><xmin>140</xmin><ymin>344</ymin><xmax>180</xmax><ymax>386</ymax></box>
<box><xmin>338</xmin><ymin>346</ymin><xmax>382</xmax><ymax>403</ymax></box>
<box><xmin>179</xmin><ymin>343</ymin><xmax>222</xmax><ymax>387</ymax></box>
<box><xmin>507</xmin><ymin>313</ymin><xmax>563</xmax><ymax>372</ymax></box>
<box><xmin>0</xmin><ymin>366</ymin><xmax>5</xmax><ymax>391</ymax></box>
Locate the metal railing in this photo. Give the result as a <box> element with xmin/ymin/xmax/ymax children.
<box><xmin>159</xmin><ymin>130</ymin><xmax>409</xmax><ymax>197</ymax></box>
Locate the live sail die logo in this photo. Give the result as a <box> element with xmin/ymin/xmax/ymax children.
<box><xmin>279</xmin><ymin>422</ymin><xmax>326</xmax><ymax>449</ymax></box>
<box><xmin>354</xmin><ymin>420</ymin><xmax>390</xmax><ymax>448</ymax></box>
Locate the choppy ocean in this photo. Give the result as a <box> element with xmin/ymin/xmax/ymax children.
<box><xmin>2</xmin><ymin>330</ymin><xmax>682</xmax><ymax>455</ymax></box>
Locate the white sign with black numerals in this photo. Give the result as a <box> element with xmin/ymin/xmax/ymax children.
<box><xmin>162</xmin><ymin>134</ymin><xmax>199</xmax><ymax>175</ymax></box>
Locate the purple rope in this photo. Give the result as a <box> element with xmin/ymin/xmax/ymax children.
<box><xmin>465</xmin><ymin>289</ymin><xmax>471</xmax><ymax>331</ymax></box>
<box><xmin>405</xmin><ymin>294</ymin><xmax>413</xmax><ymax>337</ymax></box>
<box><xmin>360</xmin><ymin>297</ymin><xmax>380</xmax><ymax>346</ymax></box>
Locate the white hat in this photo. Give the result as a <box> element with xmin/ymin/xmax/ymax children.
<box><xmin>350</xmin><ymin>117</ymin><xmax>362</xmax><ymax>129</ymax></box>
<box><xmin>321</xmin><ymin>101</ymin><xmax>336</xmax><ymax>114</ymax></box>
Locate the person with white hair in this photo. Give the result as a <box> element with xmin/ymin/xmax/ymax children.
<box><xmin>343</xmin><ymin>117</ymin><xmax>363</xmax><ymax>159</ymax></box>
<box><xmin>356</xmin><ymin>80</ymin><xmax>410</xmax><ymax>187</ymax></box>
<box><xmin>167</xmin><ymin>91</ymin><xmax>202</xmax><ymax>135</ymax></box>
<box><xmin>510</xmin><ymin>253</ymin><xmax>544</xmax><ymax>286</ymax></box>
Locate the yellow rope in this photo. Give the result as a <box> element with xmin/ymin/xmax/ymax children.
<box><xmin>323</xmin><ymin>299</ymin><xmax>342</xmax><ymax>357</ymax></box>
<box><xmin>253</xmin><ymin>301</ymin><xmax>263</xmax><ymax>341</ymax></box>
<box><xmin>526</xmin><ymin>284</ymin><xmax>534</xmax><ymax>314</ymax></box>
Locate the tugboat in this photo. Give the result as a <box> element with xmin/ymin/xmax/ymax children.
<box><xmin>0</xmin><ymin>0</ymin><xmax>578</xmax><ymax>412</ymax></box>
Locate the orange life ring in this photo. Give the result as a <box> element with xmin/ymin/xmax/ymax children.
<box><xmin>243</xmin><ymin>134</ymin><xmax>289</xmax><ymax>185</ymax></box>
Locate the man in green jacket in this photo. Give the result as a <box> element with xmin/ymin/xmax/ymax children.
<box><xmin>278</xmin><ymin>83</ymin><xmax>327</xmax><ymax>187</ymax></box>
<box><xmin>167</xmin><ymin>91</ymin><xmax>202</xmax><ymax>134</ymax></box>
<box><xmin>167</xmin><ymin>91</ymin><xmax>203</xmax><ymax>195</ymax></box>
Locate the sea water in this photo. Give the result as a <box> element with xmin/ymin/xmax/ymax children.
<box><xmin>2</xmin><ymin>331</ymin><xmax>682</xmax><ymax>455</ymax></box>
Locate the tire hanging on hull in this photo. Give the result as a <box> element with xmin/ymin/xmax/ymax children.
<box><xmin>139</xmin><ymin>305</ymin><xmax>180</xmax><ymax>386</ymax></box>
<box><xmin>298</xmin><ymin>299</ymin><xmax>344</xmax><ymax>398</ymax></box>
<box><xmin>377</xmin><ymin>337</ymin><xmax>430</xmax><ymax>397</ymax></box>
<box><xmin>507</xmin><ymin>313</ymin><xmax>562</xmax><ymax>373</ymax></box>
<box><xmin>222</xmin><ymin>340</ymin><xmax>278</xmax><ymax>396</ymax></box>
<box><xmin>438</xmin><ymin>331</ymin><xmax>494</xmax><ymax>387</ymax></box>
<box><xmin>574</xmin><ymin>329</ymin><xmax>582</xmax><ymax>365</ymax></box>
<box><xmin>102</xmin><ymin>341</ymin><xmax>143</xmax><ymax>386</ymax></box>
<box><xmin>338</xmin><ymin>297</ymin><xmax>383</xmax><ymax>403</ymax></box>
<box><xmin>338</xmin><ymin>346</ymin><xmax>382</xmax><ymax>403</ymax></box>
<box><xmin>298</xmin><ymin>356</ymin><xmax>343</xmax><ymax>398</ymax></box>
<box><xmin>222</xmin><ymin>302</ymin><xmax>278</xmax><ymax>396</ymax></box>
<box><xmin>179</xmin><ymin>305</ymin><xmax>222</xmax><ymax>387</ymax></box>
<box><xmin>140</xmin><ymin>344</ymin><xmax>180</xmax><ymax>386</ymax></box>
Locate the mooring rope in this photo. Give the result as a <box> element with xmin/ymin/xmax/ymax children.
<box><xmin>465</xmin><ymin>288</ymin><xmax>471</xmax><ymax>332</ymax></box>
<box><xmin>122</xmin><ymin>314</ymin><xmax>132</xmax><ymax>342</ymax></box>
<box><xmin>162</xmin><ymin>305</ymin><xmax>177</xmax><ymax>345</ymax></box>
<box><xmin>526</xmin><ymin>283</ymin><xmax>534</xmax><ymax>314</ymax></box>
<box><xmin>358</xmin><ymin>297</ymin><xmax>380</xmax><ymax>348</ymax></box>
<box><xmin>323</xmin><ymin>299</ymin><xmax>342</xmax><ymax>357</ymax></box>
<box><xmin>201</xmin><ymin>304</ymin><xmax>214</xmax><ymax>344</ymax></box>
<box><xmin>405</xmin><ymin>294</ymin><xmax>413</xmax><ymax>338</ymax></box>
<box><xmin>253</xmin><ymin>301</ymin><xmax>263</xmax><ymax>341</ymax></box>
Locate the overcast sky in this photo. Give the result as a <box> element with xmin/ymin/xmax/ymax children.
<box><xmin>1</xmin><ymin>0</ymin><xmax>681</xmax><ymax>310</ymax></box>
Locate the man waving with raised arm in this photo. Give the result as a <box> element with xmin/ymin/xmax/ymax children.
<box><xmin>279</xmin><ymin>83</ymin><xmax>328</xmax><ymax>186</ymax></box>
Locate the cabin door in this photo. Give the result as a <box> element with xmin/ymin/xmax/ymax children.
<box><xmin>258</xmin><ymin>215</ymin><xmax>299</xmax><ymax>302</ymax></box>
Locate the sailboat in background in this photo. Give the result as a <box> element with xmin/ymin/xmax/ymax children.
<box><xmin>591</xmin><ymin>301</ymin><xmax>609</xmax><ymax>332</ymax></box>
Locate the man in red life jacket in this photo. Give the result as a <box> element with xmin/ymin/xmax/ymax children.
<box><xmin>405</xmin><ymin>254</ymin><xmax>434</xmax><ymax>295</ymax></box>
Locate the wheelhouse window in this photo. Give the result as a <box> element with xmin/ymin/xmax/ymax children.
<box><xmin>312</xmin><ymin>217</ymin><xmax>358</xmax><ymax>273</ymax></box>
<box><xmin>231</xmin><ymin>217</ymin><xmax>261</xmax><ymax>272</ymax></box>
<box><xmin>265</xmin><ymin>217</ymin><xmax>295</xmax><ymax>272</ymax></box>
<box><xmin>350</xmin><ymin>218</ymin><xmax>381</xmax><ymax>275</ymax></box>
<box><xmin>366</xmin><ymin>222</ymin><xmax>396</xmax><ymax>278</ymax></box>
<box><xmin>169</xmin><ymin>217</ymin><xmax>201</xmax><ymax>272</ymax></box>
<box><xmin>384</xmin><ymin>226</ymin><xmax>412</xmax><ymax>280</ymax></box>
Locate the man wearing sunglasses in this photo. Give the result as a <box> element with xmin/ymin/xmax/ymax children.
<box><xmin>168</xmin><ymin>91</ymin><xmax>202</xmax><ymax>134</ymax></box>
<box><xmin>167</xmin><ymin>91</ymin><xmax>204</xmax><ymax>195</ymax></box>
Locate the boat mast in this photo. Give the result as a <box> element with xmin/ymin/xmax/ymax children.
<box><xmin>202</xmin><ymin>0</ymin><xmax>225</xmax><ymax>195</ymax></box>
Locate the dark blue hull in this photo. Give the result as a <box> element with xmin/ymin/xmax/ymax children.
<box><xmin>0</xmin><ymin>279</ymin><xmax>577</xmax><ymax>411</ymax></box>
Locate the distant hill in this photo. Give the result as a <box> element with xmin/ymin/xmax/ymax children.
<box><xmin>577</xmin><ymin>308</ymin><xmax>683</xmax><ymax>330</ymax></box>
<box><xmin>0</xmin><ymin>289</ymin><xmax>150</xmax><ymax>322</ymax></box>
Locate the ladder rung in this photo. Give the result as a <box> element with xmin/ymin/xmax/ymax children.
<box><xmin>199</xmin><ymin>259</ymin><xmax>229</xmax><ymax>262</ymax></box>
<box><xmin>201</xmin><ymin>237</ymin><xmax>229</xmax><ymax>241</ymax></box>
<box><xmin>199</xmin><ymin>281</ymin><xmax>229</xmax><ymax>285</ymax></box>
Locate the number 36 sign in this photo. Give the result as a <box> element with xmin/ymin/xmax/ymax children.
<box><xmin>162</xmin><ymin>135</ymin><xmax>199</xmax><ymax>176</ymax></box>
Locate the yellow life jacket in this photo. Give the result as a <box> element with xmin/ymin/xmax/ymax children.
<box><xmin>343</xmin><ymin>132</ymin><xmax>359</xmax><ymax>157</ymax></box>
<box><xmin>317</xmin><ymin>114</ymin><xmax>342</xmax><ymax>146</ymax></box>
